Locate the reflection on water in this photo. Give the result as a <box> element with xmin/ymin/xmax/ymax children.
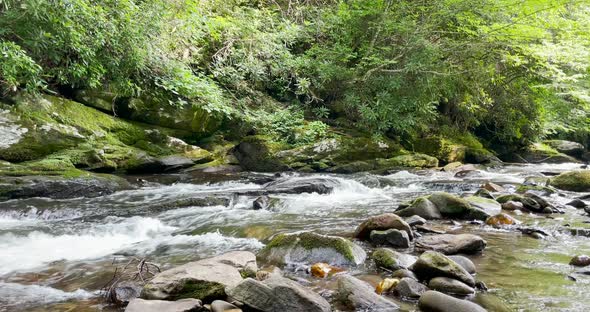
<box><xmin>0</xmin><ymin>164</ymin><xmax>589</xmax><ymax>311</ymax></box>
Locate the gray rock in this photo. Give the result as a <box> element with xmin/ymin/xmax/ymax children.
<box><xmin>570</xmin><ymin>255</ymin><xmax>590</xmax><ymax>267</ymax></box>
<box><xmin>372</xmin><ymin>248</ymin><xmax>417</xmax><ymax>271</ymax></box>
<box><xmin>263</xmin><ymin>177</ymin><xmax>340</xmax><ymax>194</ymax></box>
<box><xmin>567</xmin><ymin>199</ymin><xmax>587</xmax><ymax>208</ymax></box>
<box><xmin>428</xmin><ymin>277</ymin><xmax>475</xmax><ymax>296</ymax></box>
<box><xmin>544</xmin><ymin>140</ymin><xmax>585</xmax><ymax>157</ymax></box>
<box><xmin>464</xmin><ymin>196</ymin><xmax>501</xmax><ymax>216</ymax></box>
<box><xmin>395</xmin><ymin>277</ymin><xmax>428</xmax><ymax>299</ymax></box>
<box><xmin>395</xmin><ymin>197</ymin><xmax>442</xmax><ymax>220</ymax></box>
<box><xmin>227</xmin><ymin>276</ymin><xmax>331</xmax><ymax>312</ymax></box>
<box><xmin>418</xmin><ymin>291</ymin><xmax>486</xmax><ymax>312</ymax></box>
<box><xmin>474</xmin><ymin>189</ymin><xmax>494</xmax><ymax>199</ymax></box>
<box><xmin>428</xmin><ymin>192</ymin><xmax>490</xmax><ymax>220</ymax></box>
<box><xmin>253</xmin><ymin>195</ymin><xmax>276</xmax><ymax>210</ymax></box>
<box><xmin>501</xmin><ymin>201</ymin><xmax>523</xmax><ymax>211</ymax></box>
<box><xmin>256</xmin><ymin>232</ymin><xmax>366</xmax><ymax>266</ymax></box>
<box><xmin>448</xmin><ymin>256</ymin><xmax>476</xmax><ymax>274</ymax></box>
<box><xmin>125</xmin><ymin>298</ymin><xmax>203</xmax><ymax>312</ymax></box>
<box><xmin>410</xmin><ymin>251</ymin><xmax>475</xmax><ymax>286</ymax></box>
<box><xmin>391</xmin><ymin>269</ymin><xmax>418</xmax><ymax>280</ymax></box>
<box><xmin>111</xmin><ymin>282</ymin><xmax>142</xmax><ymax>305</ymax></box>
<box><xmin>141</xmin><ymin>251</ymin><xmax>257</xmax><ymax>301</ymax></box>
<box><xmin>336</xmin><ymin>275</ymin><xmax>399</xmax><ymax>311</ymax></box>
<box><xmin>370</xmin><ymin>229</ymin><xmax>410</xmax><ymax>248</ymax></box>
<box><xmin>211</xmin><ymin>300</ymin><xmax>241</xmax><ymax>312</ymax></box>
<box><xmin>416</xmin><ymin>234</ymin><xmax>486</xmax><ymax>255</ymax></box>
<box><xmin>405</xmin><ymin>215</ymin><xmax>427</xmax><ymax>226</ymax></box>
<box><xmin>355</xmin><ymin>213</ymin><xmax>413</xmax><ymax>241</ymax></box>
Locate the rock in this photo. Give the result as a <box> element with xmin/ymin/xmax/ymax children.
<box><xmin>474</xmin><ymin>188</ymin><xmax>494</xmax><ymax>199</ymax></box>
<box><xmin>310</xmin><ymin>263</ymin><xmax>345</xmax><ymax>278</ymax></box>
<box><xmin>496</xmin><ymin>194</ymin><xmax>541</xmax><ymax>211</ymax></box>
<box><xmin>414</xmin><ymin>136</ymin><xmax>467</xmax><ymax>164</ymax></box>
<box><xmin>570</xmin><ymin>255</ymin><xmax>590</xmax><ymax>267</ymax></box>
<box><xmin>485</xmin><ymin>213</ymin><xmax>519</xmax><ymax>227</ymax></box>
<box><xmin>391</xmin><ymin>269</ymin><xmax>418</xmax><ymax>280</ymax></box>
<box><xmin>507</xmin><ymin>143</ymin><xmax>580</xmax><ymax>164</ymax></box>
<box><xmin>405</xmin><ymin>215</ymin><xmax>427</xmax><ymax>226</ymax></box>
<box><xmin>428</xmin><ymin>192</ymin><xmax>489</xmax><ymax>220</ymax></box>
<box><xmin>375</xmin><ymin>153</ymin><xmax>439</xmax><ymax>169</ymax></box>
<box><xmin>418</xmin><ymin>291</ymin><xmax>486</xmax><ymax>312</ymax></box>
<box><xmin>372</xmin><ymin>248</ymin><xmax>417</xmax><ymax>271</ymax></box>
<box><xmin>482</xmin><ymin>182</ymin><xmax>505</xmax><ymax>193</ymax></box>
<box><xmin>369</xmin><ymin>229</ymin><xmax>411</xmax><ymax>248</ymax></box>
<box><xmin>257</xmin><ymin>232</ymin><xmax>366</xmax><ymax>266</ymax></box>
<box><xmin>211</xmin><ymin>300</ymin><xmax>241</xmax><ymax>312</ymax></box>
<box><xmin>447</xmin><ymin>256</ymin><xmax>476</xmax><ymax>274</ymax></box>
<box><xmin>253</xmin><ymin>195</ymin><xmax>276</xmax><ymax>210</ymax></box>
<box><xmin>395</xmin><ymin>197</ymin><xmax>442</xmax><ymax>220</ymax></box>
<box><xmin>336</xmin><ymin>275</ymin><xmax>399</xmax><ymax>311</ymax></box>
<box><xmin>130</xmin><ymin>155</ymin><xmax>198</xmax><ymax>173</ymax></box>
<box><xmin>375</xmin><ymin>278</ymin><xmax>400</xmax><ymax>294</ymax></box>
<box><xmin>501</xmin><ymin>201</ymin><xmax>523</xmax><ymax>211</ymax></box>
<box><xmin>416</xmin><ymin>234</ymin><xmax>486</xmax><ymax>255</ymax></box>
<box><xmin>263</xmin><ymin>176</ymin><xmax>340</xmax><ymax>194</ymax></box>
<box><xmin>234</xmin><ymin>136</ymin><xmax>289</xmax><ymax>172</ymax></box>
<box><xmin>112</xmin><ymin>282</ymin><xmax>142</xmax><ymax>305</ymax></box>
<box><xmin>443</xmin><ymin>162</ymin><xmax>463</xmax><ymax>172</ymax></box>
<box><xmin>227</xmin><ymin>276</ymin><xmax>331</xmax><ymax>312</ymax></box>
<box><xmin>394</xmin><ymin>277</ymin><xmax>428</xmax><ymax>299</ymax></box>
<box><xmin>544</xmin><ymin>140</ymin><xmax>585</xmax><ymax>157</ymax></box>
<box><xmin>567</xmin><ymin>199</ymin><xmax>587</xmax><ymax>208</ymax></box>
<box><xmin>464</xmin><ymin>196</ymin><xmax>501</xmax><ymax>216</ymax></box>
<box><xmin>410</xmin><ymin>251</ymin><xmax>475</xmax><ymax>286</ymax></box>
<box><xmin>550</xmin><ymin>170</ymin><xmax>590</xmax><ymax>192</ymax></box>
<box><xmin>125</xmin><ymin>298</ymin><xmax>203</xmax><ymax>312</ymax></box>
<box><xmin>428</xmin><ymin>277</ymin><xmax>475</xmax><ymax>296</ymax></box>
<box><xmin>354</xmin><ymin>213</ymin><xmax>413</xmax><ymax>240</ymax></box>
<box><xmin>141</xmin><ymin>251</ymin><xmax>257</xmax><ymax>301</ymax></box>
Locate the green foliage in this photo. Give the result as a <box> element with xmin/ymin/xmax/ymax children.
<box><xmin>0</xmin><ymin>41</ymin><xmax>43</xmax><ymax>94</ymax></box>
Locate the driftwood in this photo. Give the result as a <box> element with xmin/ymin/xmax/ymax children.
<box><xmin>100</xmin><ymin>257</ymin><xmax>161</xmax><ymax>305</ymax></box>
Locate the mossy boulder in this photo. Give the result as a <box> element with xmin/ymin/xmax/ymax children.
<box><xmin>395</xmin><ymin>197</ymin><xmax>443</xmax><ymax>220</ymax></box>
<box><xmin>410</xmin><ymin>251</ymin><xmax>475</xmax><ymax>286</ymax></box>
<box><xmin>496</xmin><ymin>194</ymin><xmax>541</xmax><ymax>211</ymax></box>
<box><xmin>506</xmin><ymin>143</ymin><xmax>580</xmax><ymax>164</ymax></box>
<box><xmin>257</xmin><ymin>232</ymin><xmax>366</xmax><ymax>266</ymax></box>
<box><xmin>414</xmin><ymin>136</ymin><xmax>466</xmax><ymax>164</ymax></box>
<box><xmin>234</xmin><ymin>135</ymin><xmax>290</xmax><ymax>172</ymax></box>
<box><xmin>372</xmin><ymin>248</ymin><xmax>417</xmax><ymax>271</ymax></box>
<box><xmin>543</xmin><ymin>140</ymin><xmax>585</xmax><ymax>157</ymax></box>
<box><xmin>428</xmin><ymin>192</ymin><xmax>490</xmax><ymax>220</ymax></box>
<box><xmin>550</xmin><ymin>170</ymin><xmax>590</xmax><ymax>192</ymax></box>
<box><xmin>375</xmin><ymin>153</ymin><xmax>439</xmax><ymax>169</ymax></box>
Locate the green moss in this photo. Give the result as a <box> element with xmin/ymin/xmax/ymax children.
<box><xmin>550</xmin><ymin>170</ymin><xmax>590</xmax><ymax>192</ymax></box>
<box><xmin>261</xmin><ymin>232</ymin><xmax>356</xmax><ymax>262</ymax></box>
<box><xmin>375</xmin><ymin>153</ymin><xmax>439</xmax><ymax>169</ymax></box>
<box><xmin>516</xmin><ymin>184</ymin><xmax>556</xmax><ymax>194</ymax></box>
<box><xmin>413</xmin><ymin>136</ymin><xmax>466</xmax><ymax>164</ymax></box>
<box><xmin>174</xmin><ymin>280</ymin><xmax>226</xmax><ymax>302</ymax></box>
<box><xmin>372</xmin><ymin>248</ymin><xmax>398</xmax><ymax>270</ymax></box>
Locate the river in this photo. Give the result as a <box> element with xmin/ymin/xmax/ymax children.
<box><xmin>0</xmin><ymin>163</ymin><xmax>589</xmax><ymax>311</ymax></box>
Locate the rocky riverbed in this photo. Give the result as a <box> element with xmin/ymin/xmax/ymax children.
<box><xmin>1</xmin><ymin>162</ymin><xmax>590</xmax><ymax>311</ymax></box>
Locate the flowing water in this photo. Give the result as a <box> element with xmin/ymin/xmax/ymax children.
<box><xmin>1</xmin><ymin>163</ymin><xmax>589</xmax><ymax>311</ymax></box>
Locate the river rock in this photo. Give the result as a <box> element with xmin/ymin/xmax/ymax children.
<box><xmin>395</xmin><ymin>197</ymin><xmax>443</xmax><ymax>220</ymax></box>
<box><xmin>474</xmin><ymin>188</ymin><xmax>494</xmax><ymax>199</ymax></box>
<box><xmin>567</xmin><ymin>199</ymin><xmax>587</xmax><ymax>209</ymax></box>
<box><xmin>112</xmin><ymin>282</ymin><xmax>142</xmax><ymax>305</ymax></box>
<box><xmin>392</xmin><ymin>269</ymin><xmax>418</xmax><ymax>280</ymax></box>
<box><xmin>252</xmin><ymin>195</ymin><xmax>280</xmax><ymax>210</ymax></box>
<box><xmin>369</xmin><ymin>229</ymin><xmax>410</xmax><ymax>248</ymax></box>
<box><xmin>496</xmin><ymin>194</ymin><xmax>541</xmax><ymax>211</ymax></box>
<box><xmin>263</xmin><ymin>176</ymin><xmax>340</xmax><ymax>194</ymax></box>
<box><xmin>485</xmin><ymin>213</ymin><xmax>519</xmax><ymax>227</ymax></box>
<box><xmin>570</xmin><ymin>255</ymin><xmax>590</xmax><ymax>267</ymax></box>
<box><xmin>428</xmin><ymin>192</ymin><xmax>489</xmax><ymax>220</ymax></box>
<box><xmin>447</xmin><ymin>256</ymin><xmax>476</xmax><ymax>274</ymax></box>
<box><xmin>464</xmin><ymin>196</ymin><xmax>501</xmax><ymax>216</ymax></box>
<box><xmin>257</xmin><ymin>232</ymin><xmax>366</xmax><ymax>266</ymax></box>
<box><xmin>227</xmin><ymin>276</ymin><xmax>331</xmax><ymax>312</ymax></box>
<box><xmin>410</xmin><ymin>251</ymin><xmax>475</xmax><ymax>286</ymax></box>
<box><xmin>211</xmin><ymin>300</ymin><xmax>241</xmax><ymax>312</ymax></box>
<box><xmin>141</xmin><ymin>251</ymin><xmax>257</xmax><ymax>301</ymax></box>
<box><xmin>416</xmin><ymin>234</ymin><xmax>486</xmax><ymax>255</ymax></box>
<box><xmin>372</xmin><ymin>248</ymin><xmax>417</xmax><ymax>271</ymax></box>
<box><xmin>354</xmin><ymin>213</ymin><xmax>413</xmax><ymax>240</ymax></box>
<box><xmin>544</xmin><ymin>140</ymin><xmax>585</xmax><ymax>157</ymax></box>
<box><xmin>428</xmin><ymin>277</ymin><xmax>475</xmax><ymax>296</ymax></box>
<box><xmin>501</xmin><ymin>201</ymin><xmax>523</xmax><ymax>211</ymax></box>
<box><xmin>336</xmin><ymin>275</ymin><xmax>399</xmax><ymax>311</ymax></box>
<box><xmin>405</xmin><ymin>215</ymin><xmax>427</xmax><ymax>226</ymax></box>
<box><xmin>125</xmin><ymin>298</ymin><xmax>203</xmax><ymax>312</ymax></box>
<box><xmin>550</xmin><ymin>170</ymin><xmax>590</xmax><ymax>192</ymax></box>
<box><xmin>395</xmin><ymin>277</ymin><xmax>428</xmax><ymax>299</ymax></box>
<box><xmin>418</xmin><ymin>291</ymin><xmax>486</xmax><ymax>312</ymax></box>
<box><xmin>483</xmin><ymin>182</ymin><xmax>505</xmax><ymax>193</ymax></box>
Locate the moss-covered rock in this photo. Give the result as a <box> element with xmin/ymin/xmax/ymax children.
<box><xmin>372</xmin><ymin>248</ymin><xmax>417</xmax><ymax>271</ymax></box>
<box><xmin>414</xmin><ymin>136</ymin><xmax>466</xmax><ymax>164</ymax></box>
<box><xmin>257</xmin><ymin>232</ymin><xmax>366</xmax><ymax>266</ymax></box>
<box><xmin>550</xmin><ymin>170</ymin><xmax>590</xmax><ymax>192</ymax></box>
<box><xmin>543</xmin><ymin>140</ymin><xmax>585</xmax><ymax>157</ymax></box>
<box><xmin>234</xmin><ymin>135</ymin><xmax>290</xmax><ymax>172</ymax></box>
<box><xmin>375</xmin><ymin>153</ymin><xmax>439</xmax><ymax>169</ymax></box>
<box><xmin>395</xmin><ymin>197</ymin><xmax>443</xmax><ymax>220</ymax></box>
<box><xmin>427</xmin><ymin>192</ymin><xmax>490</xmax><ymax>220</ymax></box>
<box><xmin>506</xmin><ymin>143</ymin><xmax>580</xmax><ymax>164</ymax></box>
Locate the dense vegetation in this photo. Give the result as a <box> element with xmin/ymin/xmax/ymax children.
<box><xmin>1</xmin><ymin>0</ymin><xmax>589</xmax><ymax>150</ymax></box>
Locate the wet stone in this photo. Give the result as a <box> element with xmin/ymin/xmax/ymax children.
<box><xmin>395</xmin><ymin>277</ymin><xmax>428</xmax><ymax>299</ymax></box>
<box><xmin>419</xmin><ymin>291</ymin><xmax>486</xmax><ymax>312</ymax></box>
<box><xmin>428</xmin><ymin>277</ymin><xmax>475</xmax><ymax>296</ymax></box>
<box><xmin>405</xmin><ymin>215</ymin><xmax>427</xmax><ymax>226</ymax></box>
<box><xmin>370</xmin><ymin>229</ymin><xmax>411</xmax><ymax>248</ymax></box>
<box><xmin>570</xmin><ymin>255</ymin><xmax>590</xmax><ymax>267</ymax></box>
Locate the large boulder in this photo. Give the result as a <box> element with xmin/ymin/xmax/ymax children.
<box><xmin>544</xmin><ymin>140</ymin><xmax>585</xmax><ymax>157</ymax></box>
<box><xmin>416</xmin><ymin>234</ymin><xmax>486</xmax><ymax>255</ymax></box>
<box><xmin>257</xmin><ymin>232</ymin><xmax>366</xmax><ymax>266</ymax></box>
<box><xmin>506</xmin><ymin>143</ymin><xmax>580</xmax><ymax>164</ymax></box>
<box><xmin>427</xmin><ymin>192</ymin><xmax>489</xmax><ymax>220</ymax></box>
<box><xmin>418</xmin><ymin>291</ymin><xmax>486</xmax><ymax>312</ymax></box>
<box><xmin>414</xmin><ymin>137</ymin><xmax>466</xmax><ymax>164</ymax></box>
<box><xmin>354</xmin><ymin>213</ymin><xmax>413</xmax><ymax>240</ymax></box>
<box><xmin>464</xmin><ymin>196</ymin><xmax>501</xmax><ymax>216</ymax></box>
<box><xmin>374</xmin><ymin>153</ymin><xmax>439</xmax><ymax>169</ymax></box>
<box><xmin>262</xmin><ymin>176</ymin><xmax>340</xmax><ymax>194</ymax></box>
<box><xmin>395</xmin><ymin>197</ymin><xmax>442</xmax><ymax>220</ymax></box>
<box><xmin>141</xmin><ymin>251</ymin><xmax>257</xmax><ymax>301</ymax></box>
<box><xmin>125</xmin><ymin>298</ymin><xmax>203</xmax><ymax>312</ymax></box>
<box><xmin>550</xmin><ymin>170</ymin><xmax>590</xmax><ymax>192</ymax></box>
<box><xmin>234</xmin><ymin>136</ymin><xmax>290</xmax><ymax>172</ymax></box>
<box><xmin>496</xmin><ymin>194</ymin><xmax>541</xmax><ymax>211</ymax></box>
<box><xmin>227</xmin><ymin>276</ymin><xmax>331</xmax><ymax>312</ymax></box>
<box><xmin>410</xmin><ymin>251</ymin><xmax>475</xmax><ymax>286</ymax></box>
<box><xmin>372</xmin><ymin>248</ymin><xmax>417</xmax><ymax>271</ymax></box>
<box><xmin>336</xmin><ymin>275</ymin><xmax>399</xmax><ymax>311</ymax></box>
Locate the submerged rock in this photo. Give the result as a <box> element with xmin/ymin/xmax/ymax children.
<box><xmin>125</xmin><ymin>298</ymin><xmax>203</xmax><ymax>312</ymax></box>
<box><xmin>336</xmin><ymin>275</ymin><xmax>399</xmax><ymax>311</ymax></box>
<box><xmin>416</xmin><ymin>234</ymin><xmax>486</xmax><ymax>255</ymax></box>
<box><xmin>354</xmin><ymin>213</ymin><xmax>413</xmax><ymax>241</ymax></box>
<box><xmin>411</xmin><ymin>251</ymin><xmax>475</xmax><ymax>286</ymax></box>
<box><xmin>372</xmin><ymin>248</ymin><xmax>417</xmax><ymax>271</ymax></box>
<box><xmin>227</xmin><ymin>276</ymin><xmax>331</xmax><ymax>312</ymax></box>
<box><xmin>428</xmin><ymin>277</ymin><xmax>475</xmax><ymax>296</ymax></box>
<box><xmin>141</xmin><ymin>251</ymin><xmax>257</xmax><ymax>301</ymax></box>
<box><xmin>550</xmin><ymin>170</ymin><xmax>590</xmax><ymax>192</ymax></box>
<box><xmin>257</xmin><ymin>232</ymin><xmax>366</xmax><ymax>266</ymax></box>
<box><xmin>395</xmin><ymin>277</ymin><xmax>428</xmax><ymax>299</ymax></box>
<box><xmin>418</xmin><ymin>291</ymin><xmax>486</xmax><ymax>312</ymax></box>
<box><xmin>369</xmin><ymin>229</ymin><xmax>410</xmax><ymax>248</ymax></box>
